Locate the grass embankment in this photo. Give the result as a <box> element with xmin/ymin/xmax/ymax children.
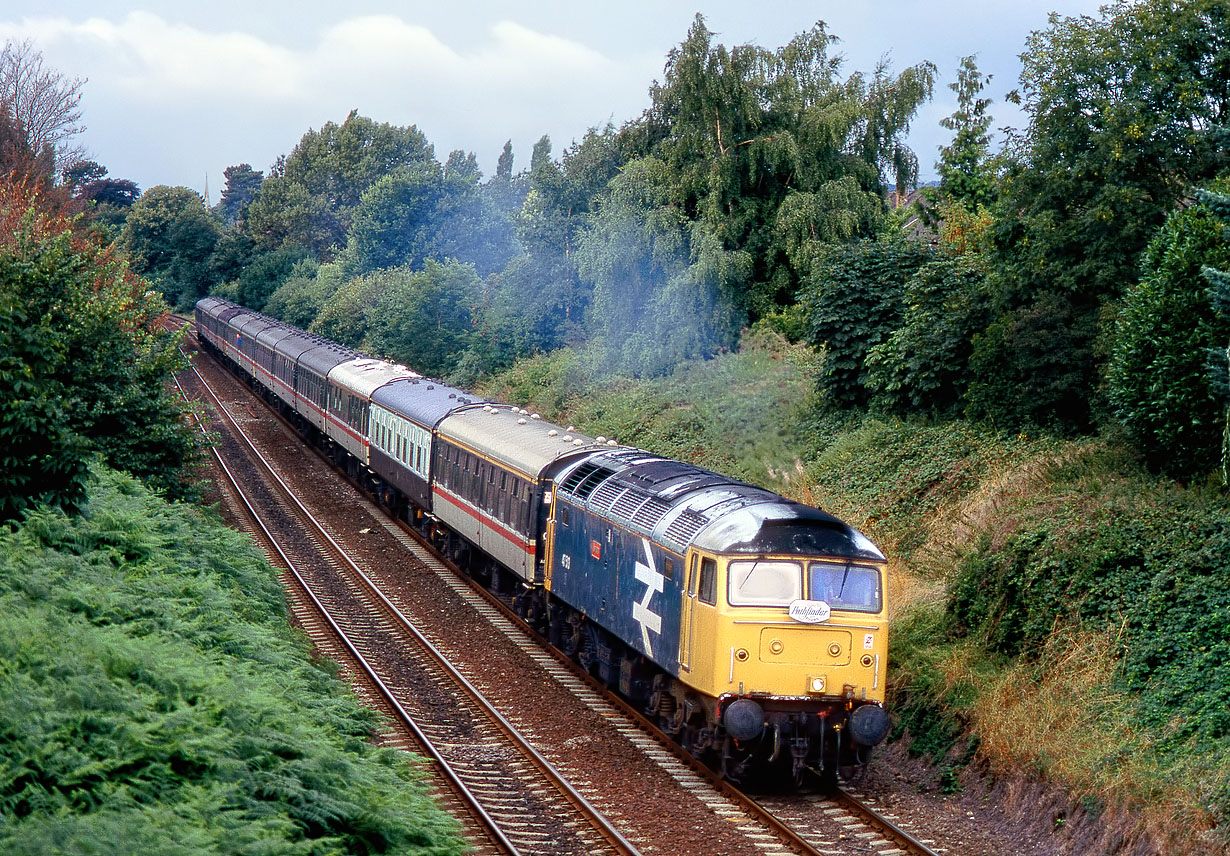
<box><xmin>478</xmin><ymin>331</ymin><xmax>1230</xmax><ymax>853</ymax></box>
<box><xmin>0</xmin><ymin>467</ymin><xmax>465</xmax><ymax>856</ymax></box>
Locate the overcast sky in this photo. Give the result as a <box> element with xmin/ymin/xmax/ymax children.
<box><xmin>2</xmin><ymin>2</ymin><xmax>1106</xmax><ymax>199</ymax></box>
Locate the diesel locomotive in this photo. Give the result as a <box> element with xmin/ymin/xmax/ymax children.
<box><xmin>195</xmin><ymin>296</ymin><xmax>891</xmax><ymax>784</ymax></box>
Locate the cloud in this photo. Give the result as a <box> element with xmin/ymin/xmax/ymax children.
<box><xmin>5</xmin><ymin>12</ymin><xmax>304</xmax><ymax>100</ymax></box>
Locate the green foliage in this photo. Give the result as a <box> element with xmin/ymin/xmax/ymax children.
<box><xmin>804</xmin><ymin>419</ymin><xmax>1042</xmax><ymax>561</ymax></box>
<box><xmin>120</xmin><ymin>185</ymin><xmax>222</xmax><ymax>308</ymax></box>
<box><xmin>0</xmin><ymin>189</ymin><xmax>197</xmax><ymax>522</ymax></box>
<box><xmin>800</xmin><ymin>234</ymin><xmax>931</xmax><ymax>408</ymax></box>
<box><xmin>935</xmin><ymin>55</ymin><xmax>996</xmax><ymax>210</ymax></box>
<box><xmin>245</xmin><ymin>111</ymin><xmax>435</xmax><ymax>258</ymax></box>
<box><xmin>964</xmin><ymin>290</ymin><xmax>1099</xmax><ymax>434</ymax></box>
<box><xmin>996</xmin><ymin>0</ymin><xmax>1230</xmax><ymax>305</ymax></box>
<box><xmin>864</xmin><ymin>248</ymin><xmax>992</xmax><ymax>417</ymax></box>
<box><xmin>1107</xmin><ymin>197</ymin><xmax>1230</xmax><ymax>480</ymax></box>
<box><xmin>576</xmin><ymin>156</ymin><xmax>747</xmax><ymax>376</ymax></box>
<box><xmin>361</xmin><ymin>261</ymin><xmax>481</xmax><ymax>379</ymax></box>
<box><xmin>478</xmin><ymin>328</ymin><xmax>818</xmax><ymax>488</ymax></box>
<box><xmin>944</xmin><ymin>456</ymin><xmax>1230</xmax><ymax>774</ymax></box>
<box><xmin>629</xmin><ymin>15</ymin><xmax>934</xmax><ymax>319</ymax></box>
<box><xmin>261</xmin><ymin>258</ymin><xmax>344</xmax><ymax>330</ymax></box>
<box><xmin>340</xmin><ymin>161</ymin><xmax>516</xmax><ymax>279</ymax></box>
<box><xmin>215</xmin><ymin>163</ymin><xmax>262</xmax><ymax>227</ymax></box>
<box><xmin>235</xmin><ymin>244</ymin><xmax>311</xmax><ymax>312</ymax></box>
<box><xmin>0</xmin><ymin>468</ymin><xmax>465</xmax><ymax>855</ymax></box>
<box><xmin>977</xmin><ymin>0</ymin><xmax>1230</xmax><ymax>433</ymax></box>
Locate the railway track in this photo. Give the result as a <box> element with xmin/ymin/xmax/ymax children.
<box><xmin>177</xmin><ymin>354</ymin><xmax>641</xmax><ymax>856</ymax></box>
<box><xmin>177</xmin><ymin>318</ymin><xmax>948</xmax><ymax>856</ymax></box>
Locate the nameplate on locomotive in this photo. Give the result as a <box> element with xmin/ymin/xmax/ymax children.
<box><xmin>788</xmin><ymin>599</ymin><xmax>831</xmax><ymax>624</ymax></box>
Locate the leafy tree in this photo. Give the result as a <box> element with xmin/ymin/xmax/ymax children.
<box><xmin>340</xmin><ymin>159</ymin><xmax>516</xmax><ymax>278</ymax></box>
<box><xmin>234</xmin><ymin>244</ymin><xmax>310</xmax><ymax>311</ymax></box>
<box><xmin>61</xmin><ymin>158</ymin><xmax>105</xmax><ymax>189</ymax></box>
<box><xmin>0</xmin><ymin>183</ymin><xmax>196</xmax><ymax>521</ymax></box>
<box><xmin>245</xmin><ymin>110</ymin><xmax>434</xmax><ymax>257</ymax></box>
<box><xmin>120</xmin><ymin>185</ymin><xmax>222</xmax><ymax>308</ymax></box>
<box><xmin>865</xmin><ymin>214</ymin><xmax>994</xmax><ymax>417</ymax></box>
<box><xmin>977</xmin><ymin>0</ymin><xmax>1230</xmax><ymax>432</ymax></box>
<box><xmin>1107</xmin><ymin>192</ymin><xmax>1230</xmax><ymax>480</ymax></box>
<box><xmin>209</xmin><ymin>227</ymin><xmax>256</xmax><ymax>285</ymax></box>
<box><xmin>512</xmin><ymin>128</ymin><xmax>624</xmax><ymax>331</ymax></box>
<box><xmin>627</xmin><ymin>15</ymin><xmax>934</xmax><ymax>318</ymax></box>
<box><xmin>215</xmin><ymin>162</ymin><xmax>262</xmax><ymax>226</ymax></box>
<box><xmin>484</xmin><ymin>138</ymin><xmax>529</xmax><ymax>217</ymax></box>
<box><xmin>263</xmin><ymin>259</ymin><xmax>344</xmax><ymax>330</ymax></box>
<box><xmin>61</xmin><ymin>161</ymin><xmax>139</xmax><ymax>233</ymax></box>
<box><xmin>0</xmin><ymin>39</ymin><xmax>85</xmax><ymax>173</ymax></box>
<box><xmin>361</xmin><ymin>260</ymin><xmax>481</xmax><ymax>377</ymax></box>
<box><xmin>935</xmin><ymin>55</ymin><xmax>995</xmax><ymax>211</ymax></box>
<box><xmin>800</xmin><ymin>234</ymin><xmax>932</xmax><ymax>408</ymax></box>
<box><xmin>576</xmin><ymin>156</ymin><xmax>748</xmax><ymax>376</ymax></box>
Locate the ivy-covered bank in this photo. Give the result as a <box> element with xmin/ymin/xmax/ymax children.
<box><xmin>0</xmin><ymin>468</ymin><xmax>465</xmax><ymax>856</ymax></box>
<box><xmin>479</xmin><ymin>334</ymin><xmax>1230</xmax><ymax>853</ymax></box>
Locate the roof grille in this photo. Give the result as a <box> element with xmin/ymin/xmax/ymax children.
<box><xmin>632</xmin><ymin>497</ymin><xmax>672</xmax><ymax>531</ymax></box>
<box><xmin>590</xmin><ymin>481</ymin><xmax>624</xmax><ymax>513</ymax></box>
<box><xmin>664</xmin><ymin>510</ymin><xmax>709</xmax><ymax>547</ymax></box>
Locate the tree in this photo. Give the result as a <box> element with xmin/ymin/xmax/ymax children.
<box><xmin>361</xmin><ymin>260</ymin><xmax>481</xmax><ymax>378</ymax></box>
<box><xmin>0</xmin><ymin>182</ymin><xmax>196</xmax><ymax>521</ymax></box>
<box><xmin>235</xmin><ymin>245</ymin><xmax>311</xmax><ymax>312</ymax></box>
<box><xmin>976</xmin><ymin>0</ymin><xmax>1230</xmax><ymax>432</ymax></box>
<box><xmin>800</xmin><ymin>235</ymin><xmax>932</xmax><ymax>408</ymax></box>
<box><xmin>339</xmin><ymin>160</ymin><xmax>516</xmax><ymax>279</ymax></box>
<box><xmin>935</xmin><ymin>55</ymin><xmax>995</xmax><ymax>211</ymax></box>
<box><xmin>245</xmin><ymin>111</ymin><xmax>434</xmax><ymax>257</ymax></box>
<box><xmin>864</xmin><ymin>231</ymin><xmax>993</xmax><ymax>417</ymax></box>
<box><xmin>0</xmin><ymin>39</ymin><xmax>86</xmax><ymax>174</ymax></box>
<box><xmin>120</xmin><ymin>185</ymin><xmax>222</xmax><ymax>308</ymax></box>
<box><xmin>576</xmin><ymin>156</ymin><xmax>747</xmax><ymax>376</ymax></box>
<box><xmin>624</xmin><ymin>15</ymin><xmax>934</xmax><ymax>319</ymax></box>
<box><xmin>263</xmin><ymin>259</ymin><xmax>344</xmax><ymax>330</ymax></box>
<box><xmin>1106</xmin><ymin>191</ymin><xmax>1230</xmax><ymax>480</ymax></box>
<box><xmin>216</xmin><ymin>163</ymin><xmax>263</xmax><ymax>226</ymax></box>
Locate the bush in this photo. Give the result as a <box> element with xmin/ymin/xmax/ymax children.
<box><xmin>1106</xmin><ymin>198</ymin><xmax>1230</xmax><ymax>481</ymax></box>
<box><xmin>800</xmin><ymin>235</ymin><xmax>931</xmax><ymax>408</ymax></box>
<box><xmin>0</xmin><ymin>468</ymin><xmax>465</xmax><ymax>855</ymax></box>
<box><xmin>0</xmin><ymin>183</ymin><xmax>198</xmax><ymax>522</ymax></box>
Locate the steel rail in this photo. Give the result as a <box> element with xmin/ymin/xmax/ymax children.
<box><xmin>178</xmin><ymin>349</ymin><xmax>643</xmax><ymax>856</ymax></box>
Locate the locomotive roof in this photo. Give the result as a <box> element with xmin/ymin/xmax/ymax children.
<box><xmin>554</xmin><ymin>449</ymin><xmax>883</xmax><ymax>560</ymax></box>
<box><xmin>371</xmin><ymin>377</ymin><xmax>485</xmax><ymax>430</ymax></box>
<box><xmin>438</xmin><ymin>405</ymin><xmax>617</xmax><ymax>478</ymax></box>
<box><xmin>328</xmin><ymin>357</ymin><xmax>420</xmax><ymax>399</ymax></box>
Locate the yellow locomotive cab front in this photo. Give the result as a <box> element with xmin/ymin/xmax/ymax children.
<box><xmin>681</xmin><ymin>552</ymin><xmax>888</xmax><ymax>702</ymax></box>
<box><xmin>676</xmin><ymin>549</ymin><xmax>890</xmax><ymax>780</ymax></box>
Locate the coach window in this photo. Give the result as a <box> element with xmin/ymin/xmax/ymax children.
<box><xmin>698</xmin><ymin>557</ymin><xmax>717</xmax><ymax>606</ymax></box>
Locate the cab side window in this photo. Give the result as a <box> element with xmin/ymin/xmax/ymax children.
<box><xmin>698</xmin><ymin>557</ymin><xmax>717</xmax><ymax>605</ymax></box>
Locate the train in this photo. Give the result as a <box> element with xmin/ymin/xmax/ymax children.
<box><xmin>194</xmin><ymin>296</ymin><xmax>891</xmax><ymax>785</ymax></box>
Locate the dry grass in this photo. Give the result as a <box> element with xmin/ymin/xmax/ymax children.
<box><xmin>966</xmin><ymin>628</ymin><xmax>1223</xmax><ymax>853</ymax></box>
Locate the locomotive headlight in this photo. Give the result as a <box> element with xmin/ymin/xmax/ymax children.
<box><xmin>808</xmin><ymin>676</ymin><xmax>826</xmax><ymax>694</ymax></box>
<box><xmin>769</xmin><ymin>640</ymin><xmax>784</xmax><ymax>655</ymax></box>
